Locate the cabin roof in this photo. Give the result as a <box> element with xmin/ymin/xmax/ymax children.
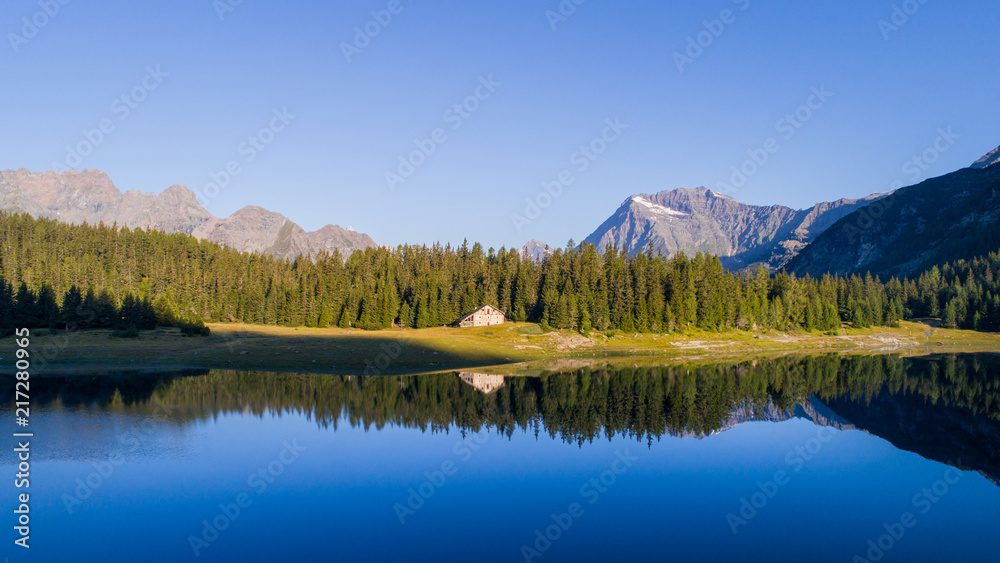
<box><xmin>457</xmin><ymin>304</ymin><xmax>504</xmax><ymax>322</ymax></box>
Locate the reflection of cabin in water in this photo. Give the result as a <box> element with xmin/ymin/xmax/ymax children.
<box><xmin>456</xmin><ymin>305</ymin><xmax>505</xmax><ymax>327</ymax></box>
<box><xmin>457</xmin><ymin>372</ymin><xmax>506</xmax><ymax>394</ymax></box>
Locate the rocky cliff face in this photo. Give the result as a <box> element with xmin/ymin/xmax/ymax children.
<box><xmin>0</xmin><ymin>168</ymin><xmax>376</xmax><ymax>260</ymax></box>
<box><xmin>583</xmin><ymin>187</ymin><xmax>885</xmax><ymax>270</ymax></box>
<box><xmin>971</xmin><ymin>145</ymin><xmax>1000</xmax><ymax>169</ymax></box>
<box><xmin>0</xmin><ymin>168</ymin><xmax>127</xmax><ymax>225</ymax></box>
<box><xmin>118</xmin><ymin>184</ymin><xmax>216</xmax><ymax>235</ymax></box>
<box><xmin>307</xmin><ymin>224</ymin><xmax>378</xmax><ymax>257</ymax></box>
<box><xmin>788</xmin><ymin>159</ymin><xmax>1000</xmax><ymax>279</ymax></box>
<box><xmin>192</xmin><ymin>206</ymin><xmax>313</xmax><ymax>258</ymax></box>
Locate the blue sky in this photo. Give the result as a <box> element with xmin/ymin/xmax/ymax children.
<box><xmin>2</xmin><ymin>0</ymin><xmax>997</xmax><ymax>249</ymax></box>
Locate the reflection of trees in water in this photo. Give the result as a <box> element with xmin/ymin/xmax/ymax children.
<box><xmin>12</xmin><ymin>354</ymin><xmax>999</xmax><ymax>446</ymax></box>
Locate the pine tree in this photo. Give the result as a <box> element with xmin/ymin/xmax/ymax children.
<box><xmin>94</xmin><ymin>289</ymin><xmax>117</xmax><ymax>328</ymax></box>
<box><xmin>61</xmin><ymin>285</ymin><xmax>85</xmax><ymax>329</ymax></box>
<box><xmin>0</xmin><ymin>281</ymin><xmax>15</xmax><ymax>333</ymax></box>
<box><xmin>153</xmin><ymin>293</ymin><xmax>180</xmax><ymax>326</ymax></box>
<box><xmin>13</xmin><ymin>283</ymin><xmax>39</xmax><ymax>328</ymax></box>
<box><xmin>3</xmin><ymin>209</ymin><xmax>1000</xmax><ymax>337</ymax></box>
<box><xmin>942</xmin><ymin>300</ymin><xmax>958</xmax><ymax>328</ymax></box>
<box><xmin>415</xmin><ymin>296</ymin><xmax>430</xmax><ymax>329</ymax></box>
<box><xmin>37</xmin><ymin>284</ymin><xmax>61</xmax><ymax>328</ymax></box>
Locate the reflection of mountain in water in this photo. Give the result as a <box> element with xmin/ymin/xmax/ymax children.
<box><xmin>704</xmin><ymin>396</ymin><xmax>858</xmax><ymax>439</ymax></box>
<box><xmin>6</xmin><ymin>354</ymin><xmax>999</xmax><ymax>483</ymax></box>
<box><xmin>825</xmin><ymin>388</ymin><xmax>1000</xmax><ymax>486</ymax></box>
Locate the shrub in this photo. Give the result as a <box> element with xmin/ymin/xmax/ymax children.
<box><xmin>180</xmin><ymin>323</ymin><xmax>211</xmax><ymax>337</ymax></box>
<box><xmin>112</xmin><ymin>325</ymin><xmax>140</xmax><ymax>339</ymax></box>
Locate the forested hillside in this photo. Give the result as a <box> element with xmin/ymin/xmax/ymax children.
<box><xmin>0</xmin><ymin>211</ymin><xmax>997</xmax><ymax>334</ymax></box>
<box><xmin>788</xmin><ymin>165</ymin><xmax>1000</xmax><ymax>278</ymax></box>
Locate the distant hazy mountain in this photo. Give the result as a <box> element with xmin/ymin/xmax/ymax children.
<box><xmin>519</xmin><ymin>239</ymin><xmax>554</xmax><ymax>261</ymax></box>
<box><xmin>788</xmin><ymin>150</ymin><xmax>1000</xmax><ymax>279</ymax></box>
<box><xmin>583</xmin><ymin>187</ymin><xmax>885</xmax><ymax>270</ymax></box>
<box><xmin>0</xmin><ymin>168</ymin><xmax>376</xmax><ymax>260</ymax></box>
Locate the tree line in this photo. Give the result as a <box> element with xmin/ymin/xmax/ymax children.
<box><xmin>0</xmin><ymin>211</ymin><xmax>997</xmax><ymax>334</ymax></box>
<box><xmin>14</xmin><ymin>355</ymin><xmax>1000</xmax><ymax>444</ymax></box>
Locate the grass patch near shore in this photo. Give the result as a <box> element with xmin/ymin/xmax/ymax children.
<box><xmin>6</xmin><ymin>321</ymin><xmax>1000</xmax><ymax>377</ymax></box>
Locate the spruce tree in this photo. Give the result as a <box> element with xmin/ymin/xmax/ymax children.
<box><xmin>0</xmin><ymin>281</ymin><xmax>15</xmax><ymax>333</ymax></box>
<box><xmin>61</xmin><ymin>285</ymin><xmax>85</xmax><ymax>329</ymax></box>
<box><xmin>37</xmin><ymin>284</ymin><xmax>61</xmax><ymax>328</ymax></box>
<box><xmin>13</xmin><ymin>283</ymin><xmax>39</xmax><ymax>328</ymax></box>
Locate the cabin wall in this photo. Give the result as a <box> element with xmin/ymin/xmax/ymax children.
<box><xmin>458</xmin><ymin>307</ymin><xmax>506</xmax><ymax>327</ymax></box>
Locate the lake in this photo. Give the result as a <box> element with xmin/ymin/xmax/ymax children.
<box><xmin>4</xmin><ymin>354</ymin><xmax>1000</xmax><ymax>562</ymax></box>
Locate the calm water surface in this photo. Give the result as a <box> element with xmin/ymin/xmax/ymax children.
<box><xmin>3</xmin><ymin>354</ymin><xmax>1000</xmax><ymax>562</ymax></box>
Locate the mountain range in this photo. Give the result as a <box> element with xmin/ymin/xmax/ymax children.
<box><xmin>582</xmin><ymin>188</ymin><xmax>886</xmax><ymax>270</ymax></box>
<box><xmin>788</xmin><ymin>149</ymin><xmax>1000</xmax><ymax>279</ymax></box>
<box><xmin>4</xmin><ymin>144</ymin><xmax>999</xmax><ymax>278</ymax></box>
<box><xmin>567</xmin><ymin>144</ymin><xmax>1000</xmax><ymax>277</ymax></box>
<box><xmin>0</xmin><ymin>168</ymin><xmax>376</xmax><ymax>260</ymax></box>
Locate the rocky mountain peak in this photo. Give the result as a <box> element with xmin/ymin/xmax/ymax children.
<box><xmin>306</xmin><ymin>224</ymin><xmax>378</xmax><ymax>257</ymax></box>
<box><xmin>313</xmin><ymin>224</ymin><xmax>350</xmax><ymax>236</ymax></box>
<box><xmin>971</xmin><ymin>146</ymin><xmax>1000</xmax><ymax>169</ymax></box>
<box><xmin>520</xmin><ymin>239</ymin><xmax>554</xmax><ymax>261</ymax></box>
<box><xmin>159</xmin><ymin>184</ymin><xmax>201</xmax><ymax>204</ymax></box>
<box><xmin>231</xmin><ymin>205</ymin><xmax>284</xmax><ymax>221</ymax></box>
<box><xmin>0</xmin><ymin>168</ymin><xmax>377</xmax><ymax>260</ymax></box>
<box><xmin>585</xmin><ymin>186</ymin><xmax>886</xmax><ymax>269</ymax></box>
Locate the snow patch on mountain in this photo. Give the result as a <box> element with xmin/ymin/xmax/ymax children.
<box><xmin>631</xmin><ymin>196</ymin><xmax>689</xmax><ymax>217</ymax></box>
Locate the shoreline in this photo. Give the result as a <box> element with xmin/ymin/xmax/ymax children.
<box><xmin>6</xmin><ymin>321</ymin><xmax>1000</xmax><ymax>377</ymax></box>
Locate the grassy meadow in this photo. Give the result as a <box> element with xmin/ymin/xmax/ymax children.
<box><xmin>9</xmin><ymin>320</ymin><xmax>1000</xmax><ymax>377</ymax></box>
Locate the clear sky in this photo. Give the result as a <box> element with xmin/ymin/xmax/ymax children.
<box><xmin>2</xmin><ymin>0</ymin><xmax>997</xmax><ymax>250</ymax></box>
